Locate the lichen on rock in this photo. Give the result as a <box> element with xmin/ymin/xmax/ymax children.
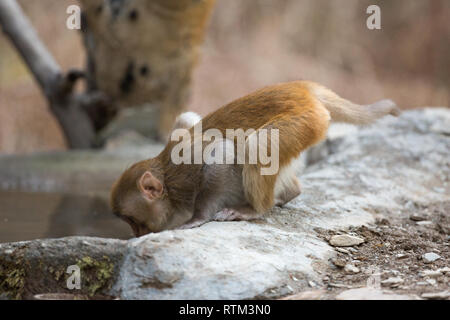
<box><xmin>76</xmin><ymin>256</ymin><xmax>114</xmax><ymax>296</ymax></box>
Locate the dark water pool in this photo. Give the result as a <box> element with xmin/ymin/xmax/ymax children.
<box><xmin>0</xmin><ymin>191</ymin><xmax>133</xmax><ymax>243</ymax></box>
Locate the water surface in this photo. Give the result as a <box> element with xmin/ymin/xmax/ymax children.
<box><xmin>0</xmin><ymin>191</ymin><xmax>133</xmax><ymax>243</ymax></box>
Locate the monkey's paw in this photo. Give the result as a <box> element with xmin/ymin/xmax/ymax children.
<box><xmin>214</xmin><ymin>208</ymin><xmax>241</xmax><ymax>221</ymax></box>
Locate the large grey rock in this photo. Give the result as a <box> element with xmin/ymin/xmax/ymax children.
<box><xmin>112</xmin><ymin>108</ymin><xmax>450</xmax><ymax>299</ymax></box>
<box><xmin>0</xmin><ymin>237</ymin><xmax>127</xmax><ymax>299</ymax></box>
<box><xmin>0</xmin><ymin>108</ymin><xmax>449</xmax><ymax>300</ymax></box>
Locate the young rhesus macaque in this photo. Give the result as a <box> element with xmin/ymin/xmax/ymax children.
<box><xmin>111</xmin><ymin>81</ymin><xmax>399</xmax><ymax>236</ymax></box>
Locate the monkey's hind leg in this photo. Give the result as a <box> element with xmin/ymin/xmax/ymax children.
<box><xmin>275</xmin><ymin>176</ymin><xmax>301</xmax><ymax>207</ymax></box>
<box><xmin>214</xmin><ymin>206</ymin><xmax>264</xmax><ymax>222</ymax></box>
<box><xmin>242</xmin><ymin>100</ymin><xmax>330</xmax><ymax>213</ymax></box>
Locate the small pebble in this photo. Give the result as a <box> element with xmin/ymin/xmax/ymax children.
<box><xmin>420</xmin><ymin>270</ymin><xmax>442</xmax><ymax>278</ymax></box>
<box><xmin>425</xmin><ymin>278</ymin><xmax>437</xmax><ymax>286</ymax></box>
<box><xmin>335</xmin><ymin>248</ymin><xmax>350</xmax><ymax>254</ymax></box>
<box><xmin>331</xmin><ymin>258</ymin><xmax>347</xmax><ymax>268</ymax></box>
<box><xmin>381</xmin><ymin>277</ymin><xmax>404</xmax><ymax>287</ymax></box>
<box><xmin>410</xmin><ymin>214</ymin><xmax>427</xmax><ymax>221</ymax></box>
<box><xmin>422</xmin><ymin>252</ymin><xmax>441</xmax><ymax>263</ymax></box>
<box><xmin>438</xmin><ymin>267</ymin><xmax>450</xmax><ymax>274</ymax></box>
<box><xmin>416</xmin><ymin>221</ymin><xmax>433</xmax><ymax>226</ymax></box>
<box><xmin>329</xmin><ymin>235</ymin><xmax>364</xmax><ymax>247</ymax></box>
<box><xmin>344</xmin><ymin>264</ymin><xmax>360</xmax><ymax>274</ymax></box>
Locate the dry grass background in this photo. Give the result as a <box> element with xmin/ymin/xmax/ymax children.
<box><xmin>0</xmin><ymin>0</ymin><xmax>449</xmax><ymax>154</ymax></box>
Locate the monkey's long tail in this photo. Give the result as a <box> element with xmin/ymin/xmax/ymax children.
<box><xmin>306</xmin><ymin>81</ymin><xmax>400</xmax><ymax>125</ymax></box>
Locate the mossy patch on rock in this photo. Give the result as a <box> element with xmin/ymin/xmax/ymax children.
<box><xmin>48</xmin><ymin>266</ymin><xmax>65</xmax><ymax>282</ymax></box>
<box><xmin>0</xmin><ymin>238</ymin><xmax>126</xmax><ymax>299</ymax></box>
<box><xmin>76</xmin><ymin>256</ymin><xmax>114</xmax><ymax>296</ymax></box>
<box><xmin>0</xmin><ymin>260</ymin><xmax>26</xmax><ymax>300</ymax></box>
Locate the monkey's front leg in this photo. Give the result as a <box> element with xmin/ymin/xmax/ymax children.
<box><xmin>177</xmin><ymin>208</ymin><xmax>216</xmax><ymax>230</ymax></box>
<box><xmin>178</xmin><ymin>206</ymin><xmax>263</xmax><ymax>229</ymax></box>
<box><xmin>214</xmin><ymin>206</ymin><xmax>264</xmax><ymax>222</ymax></box>
<box><xmin>177</xmin><ymin>217</ymin><xmax>211</xmax><ymax>229</ymax></box>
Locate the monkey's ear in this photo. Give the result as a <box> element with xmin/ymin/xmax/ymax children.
<box><xmin>138</xmin><ymin>171</ymin><xmax>163</xmax><ymax>200</ymax></box>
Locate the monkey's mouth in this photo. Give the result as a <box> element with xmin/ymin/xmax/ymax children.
<box><xmin>119</xmin><ymin>215</ymin><xmax>152</xmax><ymax>237</ymax></box>
<box><xmin>132</xmin><ymin>224</ymin><xmax>152</xmax><ymax>237</ymax></box>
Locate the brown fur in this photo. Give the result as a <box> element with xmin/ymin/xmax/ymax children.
<box><xmin>111</xmin><ymin>80</ymin><xmax>399</xmax><ymax>235</ymax></box>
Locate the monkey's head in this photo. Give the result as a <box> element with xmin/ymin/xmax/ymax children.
<box><xmin>110</xmin><ymin>159</ymin><xmax>172</xmax><ymax>237</ymax></box>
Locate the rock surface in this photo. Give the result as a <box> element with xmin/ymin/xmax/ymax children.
<box><xmin>421</xmin><ymin>291</ymin><xmax>450</xmax><ymax>300</ymax></box>
<box><xmin>336</xmin><ymin>287</ymin><xmax>418</xmax><ymax>300</ymax></box>
<box><xmin>0</xmin><ymin>108</ymin><xmax>449</xmax><ymax>300</ymax></box>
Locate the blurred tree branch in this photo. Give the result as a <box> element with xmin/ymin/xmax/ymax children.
<box><xmin>0</xmin><ymin>0</ymin><xmax>99</xmax><ymax>148</ymax></box>
<box><xmin>0</xmin><ymin>0</ymin><xmax>215</xmax><ymax>148</ymax></box>
<box><xmin>0</xmin><ymin>0</ymin><xmax>60</xmax><ymax>95</ymax></box>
